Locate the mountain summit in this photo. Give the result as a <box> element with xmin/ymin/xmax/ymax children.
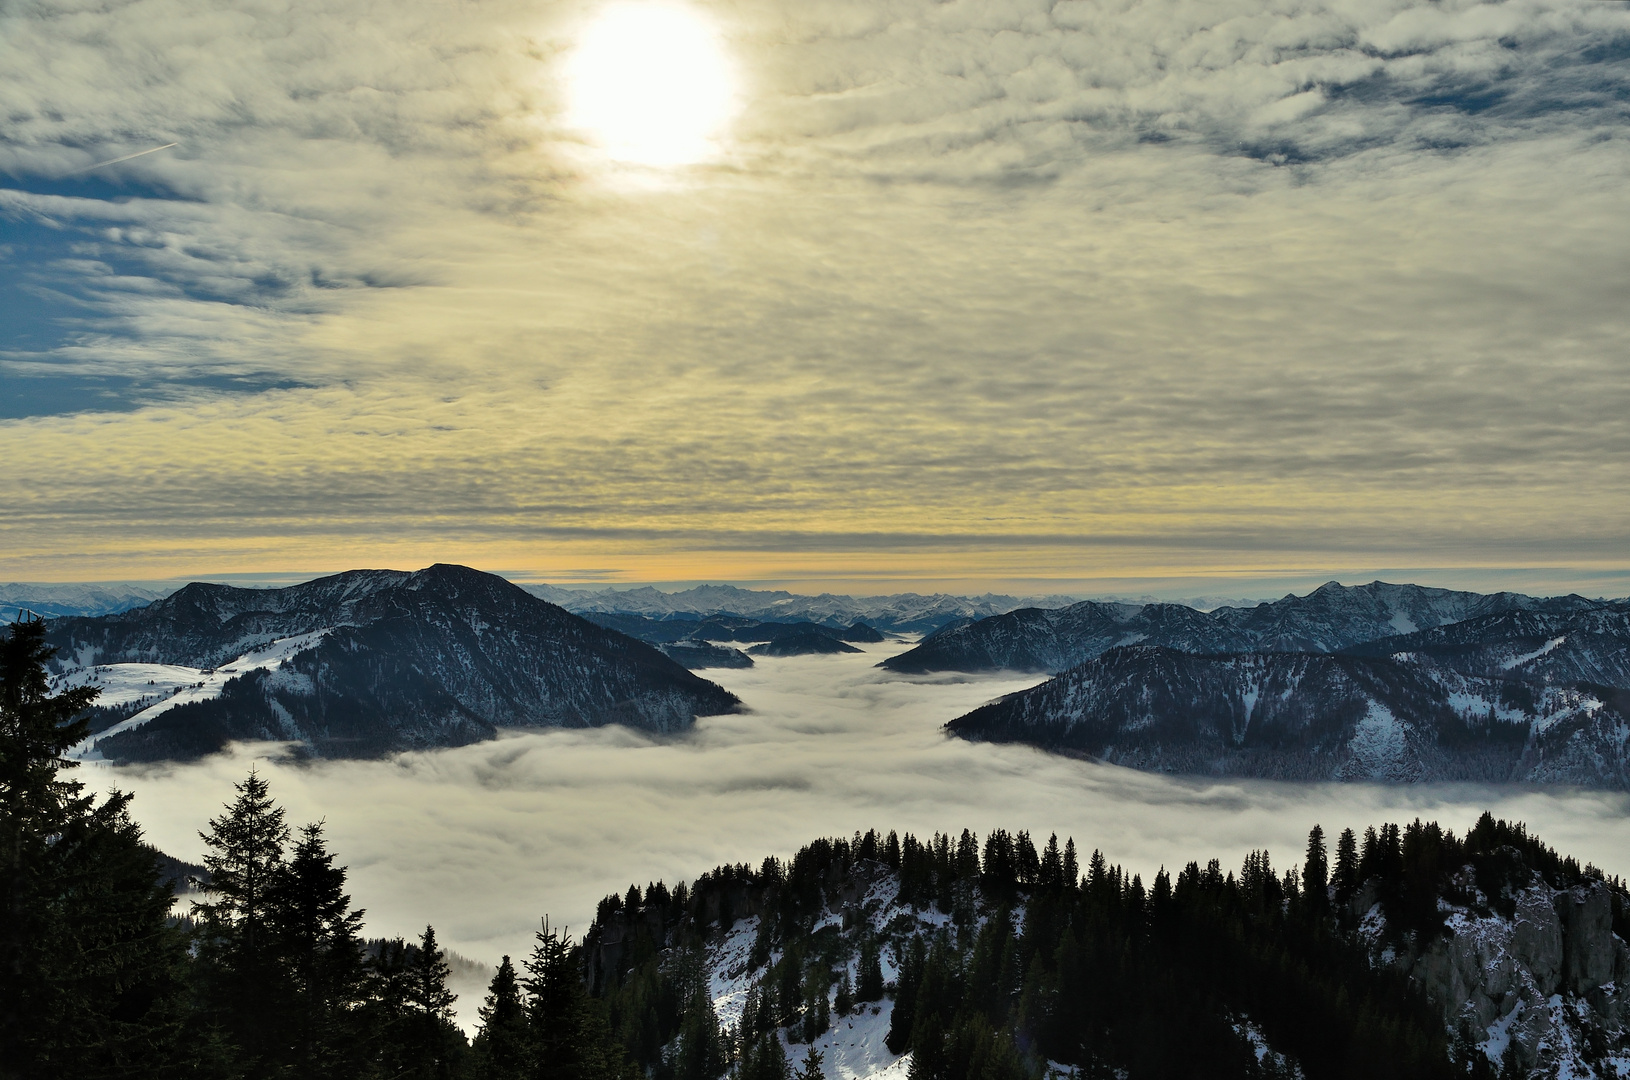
<box><xmin>46</xmin><ymin>564</ymin><xmax>741</xmax><ymax>762</ymax></box>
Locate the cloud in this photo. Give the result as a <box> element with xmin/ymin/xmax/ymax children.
<box><xmin>92</xmin><ymin>641</ymin><xmax>1630</xmax><ymax>1030</ymax></box>
<box><xmin>1</xmin><ymin>0</ymin><xmax>1629</xmax><ymax>584</ymax></box>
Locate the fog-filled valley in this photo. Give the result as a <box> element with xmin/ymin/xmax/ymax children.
<box><xmin>84</xmin><ymin>639</ymin><xmax>1630</xmax><ymax>1032</ymax></box>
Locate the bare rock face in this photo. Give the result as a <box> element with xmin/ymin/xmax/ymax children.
<box><xmin>1381</xmin><ymin>874</ymin><xmax>1629</xmax><ymax>1076</ymax></box>
<box><xmin>1510</xmin><ymin>886</ymin><xmax>1565</xmax><ymax>993</ymax></box>
<box><xmin>1559</xmin><ymin>884</ymin><xmax>1618</xmax><ymax>995</ymax></box>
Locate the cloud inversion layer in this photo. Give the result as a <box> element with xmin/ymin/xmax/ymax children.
<box><xmin>98</xmin><ymin>644</ymin><xmax>1630</xmax><ymax>1030</ymax></box>
<box><xmin>2</xmin><ymin>0</ymin><xmax>1628</xmax><ymax>585</ymax></box>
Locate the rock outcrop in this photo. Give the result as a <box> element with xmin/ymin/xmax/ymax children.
<box><xmin>1364</xmin><ymin>872</ymin><xmax>1629</xmax><ymax>1076</ymax></box>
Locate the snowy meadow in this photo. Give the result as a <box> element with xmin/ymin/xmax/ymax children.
<box><xmin>88</xmin><ymin>639</ymin><xmax>1630</xmax><ymax>1027</ymax></box>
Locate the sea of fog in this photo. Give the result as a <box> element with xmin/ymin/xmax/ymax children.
<box><xmin>88</xmin><ymin>638</ymin><xmax>1630</xmax><ymax>1029</ymax></box>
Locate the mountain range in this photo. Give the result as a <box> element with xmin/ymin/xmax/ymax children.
<box><xmin>940</xmin><ymin>585</ymin><xmax>1630</xmax><ymax>788</ymax></box>
<box><xmin>44</xmin><ymin>564</ymin><xmax>739</xmax><ymax>762</ymax></box>
<box><xmin>1</xmin><ymin>581</ymin><xmax>170</xmax><ymax>619</ymax></box>
<box><xmin>522</xmin><ymin>583</ymin><xmax>1079</xmax><ymax>633</ymax></box>
<box><xmin>883</xmin><ymin>581</ymin><xmax>1614</xmax><ymax>675</ymax></box>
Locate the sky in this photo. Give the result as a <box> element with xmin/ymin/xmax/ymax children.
<box><xmin>3</xmin><ymin>0</ymin><xmax>1630</xmax><ymax>594</ymax></box>
<box><xmin>92</xmin><ymin>642</ymin><xmax>1630</xmax><ymax>1030</ymax></box>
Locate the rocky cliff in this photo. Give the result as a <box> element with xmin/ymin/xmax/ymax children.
<box><xmin>1360</xmin><ymin>868</ymin><xmax>1630</xmax><ymax>1075</ymax></box>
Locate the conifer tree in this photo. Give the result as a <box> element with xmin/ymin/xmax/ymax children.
<box><xmin>192</xmin><ymin>768</ymin><xmax>293</xmax><ymax>1070</ymax></box>
<box><xmin>796</xmin><ymin>1045</ymin><xmax>824</xmax><ymax>1080</ymax></box>
<box><xmin>2</xmin><ymin>617</ymin><xmax>97</xmax><ymax>1043</ymax></box>
<box><xmin>1</xmin><ymin>617</ymin><xmax>190</xmax><ymax>1078</ymax></box>
<box><xmin>1086</xmin><ymin>848</ymin><xmax>1109</xmax><ymax>897</ymax></box>
<box><xmin>398</xmin><ymin>925</ymin><xmax>464</xmax><ymax>1079</ymax></box>
<box><xmin>1333</xmin><ymin>827</ymin><xmax>1360</xmax><ymax>904</ymax></box>
<box><xmin>885</xmin><ymin>935</ymin><xmax>925</xmax><ymax>1054</ymax></box>
<box><xmin>272</xmin><ymin>821</ymin><xmax>370</xmax><ymax>1080</ymax></box>
<box><xmin>527</xmin><ymin>918</ymin><xmax>626</xmax><ymax>1080</ymax></box>
<box><xmin>1039</xmin><ymin>834</ymin><xmax>1062</xmax><ymax>889</ymax></box>
<box><xmin>813</xmin><ymin>983</ymin><xmax>830</xmax><ymax>1040</ymax></box>
<box><xmin>738</xmin><ymin>1031</ymin><xmax>790</xmax><ymax>1080</ymax></box>
<box><xmin>1303</xmin><ymin>825</ymin><xmax>1329</xmax><ymax>910</ymax></box>
<box><xmin>856</xmin><ymin>938</ymin><xmax>884</xmax><ymax>1003</ymax></box>
<box><xmin>471</xmin><ymin>955</ymin><xmax>531</xmax><ymax>1080</ymax></box>
<box><xmin>408</xmin><ymin>925</ymin><xmax>457</xmax><ymax>1019</ymax></box>
<box><xmin>1061</xmin><ymin>838</ymin><xmax>1080</xmax><ymax>889</ymax></box>
<box><xmin>906</xmin><ymin>1013</ymin><xmax>946</xmax><ymax>1080</ymax></box>
<box><xmin>673</xmin><ymin>986</ymin><xmax>727</xmax><ymax>1080</ymax></box>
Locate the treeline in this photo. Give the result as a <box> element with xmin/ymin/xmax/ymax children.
<box><xmin>585</xmin><ymin>819</ymin><xmax>1628</xmax><ymax>1080</ymax></box>
<box><xmin>0</xmin><ymin>617</ymin><xmax>618</xmax><ymax>1080</ymax></box>
<box><xmin>585</xmin><ymin>828</ymin><xmax>1449</xmax><ymax>1079</ymax></box>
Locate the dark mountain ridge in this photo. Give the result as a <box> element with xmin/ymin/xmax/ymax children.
<box><xmin>48</xmin><ymin>564</ymin><xmax>740</xmax><ymax>762</ymax></box>
<box><xmin>884</xmin><ymin>581</ymin><xmax>1611</xmax><ymax>675</ymax></box>
<box><xmin>1344</xmin><ymin>607</ymin><xmax>1630</xmax><ymax>688</ymax></box>
<box><xmin>947</xmin><ymin>639</ymin><xmax>1630</xmax><ymax>787</ymax></box>
<box><xmin>655</xmin><ymin>640</ymin><xmax>756</xmax><ymax>670</ymax></box>
<box><xmin>746</xmin><ymin>624</ymin><xmax>865</xmax><ymax>657</ymax></box>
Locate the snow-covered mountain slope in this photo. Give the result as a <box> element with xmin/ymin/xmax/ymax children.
<box><xmin>523</xmin><ymin>584</ymin><xmax>1079</xmax><ymax>634</ymax></box>
<box><xmin>44</xmin><ymin>568</ymin><xmax>418</xmax><ymax>669</ymax></box>
<box><xmin>697</xmin><ymin>889</ymin><xmax>911</xmax><ymax>1080</ymax></box>
<box><xmin>0</xmin><ymin>581</ymin><xmax>170</xmax><ymax>618</ymax></box>
<box><xmin>58</xmin><ymin>630</ymin><xmax>333</xmax><ymax>760</ymax></box>
<box><xmin>1209</xmin><ymin>581</ymin><xmax>1604</xmax><ymax>654</ymax></box>
<box><xmin>48</xmin><ymin>564</ymin><xmax>739</xmax><ymax>763</ymax></box>
<box><xmin>1346</xmin><ymin>608</ymin><xmax>1630</xmax><ymax>689</ymax></box>
<box><xmin>885</xmin><ymin>581</ymin><xmax>1609</xmax><ymax>675</ymax></box>
<box><xmin>946</xmin><ymin>646</ymin><xmax>1630</xmax><ymax>788</ymax></box>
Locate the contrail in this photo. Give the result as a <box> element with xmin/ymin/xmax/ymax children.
<box><xmin>70</xmin><ymin>142</ymin><xmax>179</xmax><ymax>174</ymax></box>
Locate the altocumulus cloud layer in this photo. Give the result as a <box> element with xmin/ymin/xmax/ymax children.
<box><xmin>93</xmin><ymin>642</ymin><xmax>1630</xmax><ymax>1022</ymax></box>
<box><xmin>2</xmin><ymin>0</ymin><xmax>1630</xmax><ymax>585</ymax></box>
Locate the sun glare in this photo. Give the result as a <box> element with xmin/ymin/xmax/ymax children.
<box><xmin>564</xmin><ymin>1</ymin><xmax>738</xmax><ymax>168</ymax></box>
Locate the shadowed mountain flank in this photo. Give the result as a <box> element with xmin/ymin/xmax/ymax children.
<box><xmin>46</xmin><ymin>564</ymin><xmax>740</xmax><ymax>762</ymax></box>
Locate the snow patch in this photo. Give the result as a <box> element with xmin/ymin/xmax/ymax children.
<box><xmin>1502</xmin><ymin>637</ymin><xmax>1567</xmax><ymax>671</ymax></box>
<box><xmin>1232</xmin><ymin>1018</ymin><xmax>1303</xmax><ymax>1077</ymax></box>
<box><xmin>1481</xmin><ymin>998</ymin><xmax>1519</xmax><ymax>1065</ymax></box>
<box><xmin>50</xmin><ymin>662</ymin><xmax>209</xmax><ymax>710</ymax></box>
<box><xmin>66</xmin><ymin>629</ymin><xmax>334</xmax><ymax>760</ymax></box>
<box><xmin>1345</xmin><ymin>701</ymin><xmax>1409</xmax><ymax>779</ymax></box>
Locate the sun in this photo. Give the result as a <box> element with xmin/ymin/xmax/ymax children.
<box><xmin>564</xmin><ymin>1</ymin><xmax>738</xmax><ymax>168</ymax></box>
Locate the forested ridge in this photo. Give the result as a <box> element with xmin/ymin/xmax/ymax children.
<box><xmin>6</xmin><ymin>616</ymin><xmax>1629</xmax><ymax>1080</ymax></box>
<box><xmin>582</xmin><ymin>818</ymin><xmax>1628</xmax><ymax>1080</ymax></box>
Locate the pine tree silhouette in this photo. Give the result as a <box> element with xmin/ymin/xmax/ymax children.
<box><xmin>471</xmin><ymin>955</ymin><xmax>531</xmax><ymax>1079</ymax></box>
